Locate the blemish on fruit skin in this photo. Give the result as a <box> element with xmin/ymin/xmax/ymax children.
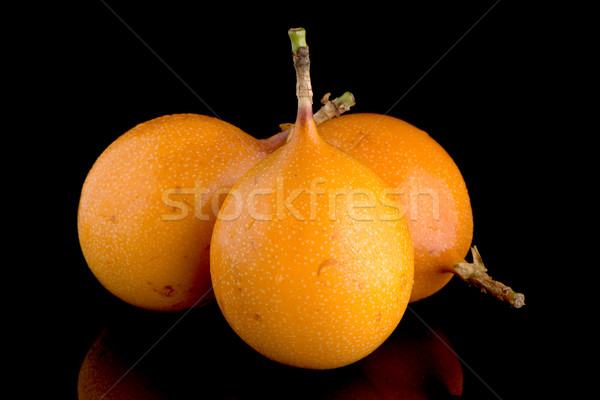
<box><xmin>157</xmin><ymin>285</ymin><xmax>176</xmax><ymax>297</ymax></box>
<box><xmin>317</xmin><ymin>259</ymin><xmax>338</xmax><ymax>276</ymax></box>
<box><xmin>349</xmin><ymin>130</ymin><xmax>370</xmax><ymax>151</ymax></box>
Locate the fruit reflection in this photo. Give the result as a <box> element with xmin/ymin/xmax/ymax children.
<box><xmin>77</xmin><ymin>328</ymin><xmax>169</xmax><ymax>400</ymax></box>
<box><xmin>77</xmin><ymin>304</ymin><xmax>462</xmax><ymax>399</ymax></box>
<box><xmin>356</xmin><ymin>315</ymin><xmax>463</xmax><ymax>399</ymax></box>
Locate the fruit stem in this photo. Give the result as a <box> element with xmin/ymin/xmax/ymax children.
<box><xmin>289</xmin><ymin>27</ymin><xmax>313</xmax><ymax>113</ymax></box>
<box><xmin>454</xmin><ymin>246</ymin><xmax>525</xmax><ymax>308</ymax></box>
<box><xmin>261</xmin><ymin>91</ymin><xmax>356</xmax><ymax>153</ymax></box>
<box><xmin>313</xmin><ymin>92</ymin><xmax>356</xmax><ymax>126</ymax></box>
<box><xmin>277</xmin><ymin>92</ymin><xmax>356</xmax><ymax>132</ymax></box>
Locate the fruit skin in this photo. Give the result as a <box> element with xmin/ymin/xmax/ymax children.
<box><xmin>78</xmin><ymin>114</ymin><xmax>271</xmax><ymax>311</ymax></box>
<box><xmin>317</xmin><ymin>113</ymin><xmax>473</xmax><ymax>302</ymax></box>
<box><xmin>210</xmin><ymin>112</ymin><xmax>414</xmax><ymax>370</ymax></box>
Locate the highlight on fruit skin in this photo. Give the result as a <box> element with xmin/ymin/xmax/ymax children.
<box><xmin>209</xmin><ymin>27</ymin><xmax>414</xmax><ymax>369</ymax></box>
<box><xmin>77</xmin><ymin>90</ymin><xmax>355</xmax><ymax>312</ymax></box>
<box><xmin>318</xmin><ymin>112</ymin><xmax>524</xmax><ymax>307</ymax></box>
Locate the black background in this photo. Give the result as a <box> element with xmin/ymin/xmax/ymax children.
<box><xmin>15</xmin><ymin>1</ymin><xmax>585</xmax><ymax>398</ymax></box>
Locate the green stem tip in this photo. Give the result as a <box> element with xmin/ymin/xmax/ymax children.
<box><xmin>336</xmin><ymin>92</ymin><xmax>356</xmax><ymax>109</ymax></box>
<box><xmin>288</xmin><ymin>28</ymin><xmax>307</xmax><ymax>53</ymax></box>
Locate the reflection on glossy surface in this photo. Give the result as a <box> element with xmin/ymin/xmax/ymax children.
<box><xmin>356</xmin><ymin>318</ymin><xmax>463</xmax><ymax>399</ymax></box>
<box><xmin>77</xmin><ymin>304</ymin><xmax>462</xmax><ymax>399</ymax></box>
<box><xmin>77</xmin><ymin>328</ymin><xmax>170</xmax><ymax>400</ymax></box>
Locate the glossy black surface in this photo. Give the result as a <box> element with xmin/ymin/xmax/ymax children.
<box><xmin>23</xmin><ymin>1</ymin><xmax>575</xmax><ymax>398</ymax></box>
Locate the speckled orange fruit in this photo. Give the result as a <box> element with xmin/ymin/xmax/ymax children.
<box><xmin>78</xmin><ymin>114</ymin><xmax>273</xmax><ymax>311</ymax></box>
<box><xmin>210</xmin><ymin>90</ymin><xmax>414</xmax><ymax>368</ymax></box>
<box><xmin>317</xmin><ymin>113</ymin><xmax>473</xmax><ymax>302</ymax></box>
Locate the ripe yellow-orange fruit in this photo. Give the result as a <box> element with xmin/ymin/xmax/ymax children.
<box><xmin>318</xmin><ymin>113</ymin><xmax>473</xmax><ymax>302</ymax></box>
<box><xmin>210</xmin><ymin>117</ymin><xmax>414</xmax><ymax>369</ymax></box>
<box><xmin>210</xmin><ymin>29</ymin><xmax>413</xmax><ymax>370</ymax></box>
<box><xmin>77</xmin><ymin>114</ymin><xmax>271</xmax><ymax>311</ymax></box>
